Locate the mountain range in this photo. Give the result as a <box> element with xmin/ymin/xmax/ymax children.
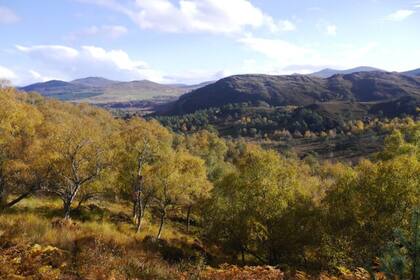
<box><xmin>309</xmin><ymin>66</ymin><xmax>383</xmax><ymax>78</ymax></box>
<box><xmin>160</xmin><ymin>71</ymin><xmax>420</xmax><ymax>115</ymax></box>
<box><xmin>20</xmin><ymin>77</ymin><xmax>211</xmax><ymax>103</ymax></box>
<box><xmin>19</xmin><ymin>67</ymin><xmax>420</xmax><ymax>106</ymax></box>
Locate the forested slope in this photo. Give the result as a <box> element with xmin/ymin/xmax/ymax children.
<box><xmin>0</xmin><ymin>85</ymin><xmax>419</xmax><ymax>279</ymax></box>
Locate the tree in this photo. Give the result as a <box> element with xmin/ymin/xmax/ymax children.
<box><xmin>378</xmin><ymin>130</ymin><xmax>418</xmax><ymax>160</ymax></box>
<box><xmin>180</xmin><ymin>130</ymin><xmax>229</xmax><ymax>181</ymax></box>
<box><xmin>204</xmin><ymin>145</ymin><xmax>303</xmax><ymax>264</ymax></box>
<box><xmin>144</xmin><ymin>150</ymin><xmax>210</xmax><ymax>239</ymax></box>
<box><xmin>119</xmin><ymin>118</ymin><xmax>173</xmax><ymax>232</ymax></box>
<box><xmin>175</xmin><ymin>149</ymin><xmax>212</xmax><ymax>232</ymax></box>
<box><xmin>380</xmin><ymin>208</ymin><xmax>420</xmax><ymax>280</ymax></box>
<box><xmin>322</xmin><ymin>156</ymin><xmax>420</xmax><ymax>268</ymax></box>
<box><xmin>39</xmin><ymin>102</ymin><xmax>118</xmax><ymax>219</ymax></box>
<box><xmin>0</xmin><ymin>88</ymin><xmax>44</xmax><ymax>210</ymax></box>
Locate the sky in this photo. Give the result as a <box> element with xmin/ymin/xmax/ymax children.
<box><xmin>0</xmin><ymin>0</ymin><xmax>419</xmax><ymax>86</ymax></box>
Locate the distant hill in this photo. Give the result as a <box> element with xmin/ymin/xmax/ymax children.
<box><xmin>20</xmin><ymin>78</ymin><xmax>209</xmax><ymax>103</ymax></box>
<box><xmin>71</xmin><ymin>77</ymin><xmax>119</xmax><ymax>87</ymax></box>
<box><xmin>160</xmin><ymin>72</ymin><xmax>420</xmax><ymax>115</ymax></box>
<box><xmin>402</xmin><ymin>68</ymin><xmax>420</xmax><ymax>77</ymax></box>
<box><xmin>310</xmin><ymin>66</ymin><xmax>383</xmax><ymax>78</ymax></box>
<box><xmin>21</xmin><ymin>80</ymin><xmax>103</xmax><ymax>101</ymax></box>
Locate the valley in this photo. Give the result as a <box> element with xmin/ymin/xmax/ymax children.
<box><xmin>3</xmin><ymin>1</ymin><xmax>420</xmax><ymax>278</ymax></box>
<box><xmin>19</xmin><ymin>69</ymin><xmax>420</xmax><ymax>161</ymax></box>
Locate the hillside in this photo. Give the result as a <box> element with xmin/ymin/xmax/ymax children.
<box><xmin>20</xmin><ymin>78</ymin><xmax>208</xmax><ymax>103</ymax></box>
<box><xmin>20</xmin><ymin>80</ymin><xmax>104</xmax><ymax>101</ymax></box>
<box><xmin>2</xmin><ymin>79</ymin><xmax>420</xmax><ymax>280</ymax></box>
<box><xmin>162</xmin><ymin>71</ymin><xmax>420</xmax><ymax>115</ymax></box>
<box><xmin>71</xmin><ymin>77</ymin><xmax>119</xmax><ymax>87</ymax></box>
<box><xmin>402</xmin><ymin>68</ymin><xmax>420</xmax><ymax>77</ymax></box>
<box><xmin>310</xmin><ymin>66</ymin><xmax>382</xmax><ymax>78</ymax></box>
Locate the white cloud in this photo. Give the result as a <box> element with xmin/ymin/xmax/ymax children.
<box><xmin>0</xmin><ymin>65</ymin><xmax>16</xmax><ymax>80</ymax></box>
<box><xmin>15</xmin><ymin>44</ymin><xmax>165</xmax><ymax>83</ymax></box>
<box><xmin>316</xmin><ymin>21</ymin><xmax>337</xmax><ymax>36</ymax></box>
<box><xmin>16</xmin><ymin>45</ymin><xmax>80</xmax><ymax>61</ymax></box>
<box><xmin>238</xmin><ymin>35</ymin><xmax>321</xmax><ymax>66</ymax></box>
<box><xmin>132</xmin><ymin>0</ymin><xmax>269</xmax><ymax>33</ymax></box>
<box><xmin>80</xmin><ymin>0</ymin><xmax>295</xmax><ymax>34</ymax></box>
<box><xmin>67</xmin><ymin>25</ymin><xmax>128</xmax><ymax>40</ymax></box>
<box><xmin>386</xmin><ymin>9</ymin><xmax>415</xmax><ymax>21</ymax></box>
<box><xmin>164</xmin><ymin>69</ymin><xmax>230</xmax><ymax>84</ymax></box>
<box><xmin>266</xmin><ymin>19</ymin><xmax>296</xmax><ymax>32</ymax></box>
<box><xmin>237</xmin><ymin>35</ymin><xmax>379</xmax><ymax>74</ymax></box>
<box><xmin>326</xmin><ymin>24</ymin><xmax>337</xmax><ymax>36</ymax></box>
<box><xmin>0</xmin><ymin>6</ymin><xmax>20</xmax><ymax>24</ymax></box>
<box><xmin>28</xmin><ymin>70</ymin><xmax>58</xmax><ymax>83</ymax></box>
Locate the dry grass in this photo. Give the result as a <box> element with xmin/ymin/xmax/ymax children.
<box><xmin>0</xmin><ymin>197</ymin><xmax>205</xmax><ymax>279</ymax></box>
<box><xmin>0</xmin><ymin>197</ymin><xmax>388</xmax><ymax>279</ymax></box>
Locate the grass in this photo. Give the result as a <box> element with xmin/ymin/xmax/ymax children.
<box><xmin>0</xmin><ymin>196</ymin><xmax>197</xmax><ymax>245</ymax></box>
<box><xmin>0</xmin><ymin>197</ymin><xmax>378</xmax><ymax>279</ymax></box>
<box><xmin>0</xmin><ymin>196</ymin><xmax>200</xmax><ymax>279</ymax></box>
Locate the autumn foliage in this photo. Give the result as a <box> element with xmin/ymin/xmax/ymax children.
<box><xmin>0</xmin><ymin>86</ymin><xmax>419</xmax><ymax>279</ymax></box>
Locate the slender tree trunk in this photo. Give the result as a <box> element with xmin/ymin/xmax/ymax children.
<box><xmin>63</xmin><ymin>200</ymin><xmax>72</xmax><ymax>219</ymax></box>
<box><xmin>186</xmin><ymin>205</ymin><xmax>192</xmax><ymax>232</ymax></box>
<box><xmin>76</xmin><ymin>193</ymin><xmax>94</xmax><ymax>210</ymax></box>
<box><xmin>136</xmin><ymin>214</ymin><xmax>143</xmax><ymax>233</ymax></box>
<box><xmin>132</xmin><ymin>201</ymin><xmax>138</xmax><ymax>220</ymax></box>
<box><xmin>157</xmin><ymin>211</ymin><xmax>166</xmax><ymax>239</ymax></box>
<box><xmin>4</xmin><ymin>191</ymin><xmax>33</xmax><ymax>209</ymax></box>
<box><xmin>133</xmin><ymin>155</ymin><xmax>146</xmax><ymax>233</ymax></box>
<box><xmin>136</xmin><ymin>205</ymin><xmax>145</xmax><ymax>233</ymax></box>
<box><xmin>63</xmin><ymin>185</ymin><xmax>80</xmax><ymax>219</ymax></box>
<box><xmin>0</xmin><ymin>181</ymin><xmax>37</xmax><ymax>211</ymax></box>
<box><xmin>0</xmin><ymin>176</ymin><xmax>7</xmax><ymax>209</ymax></box>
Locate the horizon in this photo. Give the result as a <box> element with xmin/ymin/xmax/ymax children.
<box><xmin>17</xmin><ymin>66</ymin><xmax>416</xmax><ymax>87</ymax></box>
<box><xmin>1</xmin><ymin>0</ymin><xmax>420</xmax><ymax>86</ymax></box>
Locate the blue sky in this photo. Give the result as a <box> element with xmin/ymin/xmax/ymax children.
<box><xmin>0</xmin><ymin>0</ymin><xmax>419</xmax><ymax>85</ymax></box>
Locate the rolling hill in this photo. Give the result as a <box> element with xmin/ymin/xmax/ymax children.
<box><xmin>161</xmin><ymin>71</ymin><xmax>420</xmax><ymax>115</ymax></box>
<box><xmin>310</xmin><ymin>66</ymin><xmax>383</xmax><ymax>78</ymax></box>
<box><xmin>402</xmin><ymin>68</ymin><xmax>420</xmax><ymax>77</ymax></box>
<box><xmin>20</xmin><ymin>78</ymin><xmax>208</xmax><ymax>103</ymax></box>
<box><xmin>71</xmin><ymin>77</ymin><xmax>119</xmax><ymax>87</ymax></box>
<box><xmin>20</xmin><ymin>80</ymin><xmax>103</xmax><ymax>101</ymax></box>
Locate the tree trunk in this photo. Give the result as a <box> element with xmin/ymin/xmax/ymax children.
<box><xmin>76</xmin><ymin>195</ymin><xmax>88</xmax><ymax>210</ymax></box>
<box><xmin>133</xmin><ymin>192</ymin><xmax>147</xmax><ymax>233</ymax></box>
<box><xmin>132</xmin><ymin>201</ymin><xmax>138</xmax><ymax>220</ymax></box>
<box><xmin>186</xmin><ymin>205</ymin><xmax>192</xmax><ymax>232</ymax></box>
<box><xmin>63</xmin><ymin>185</ymin><xmax>80</xmax><ymax>219</ymax></box>
<box><xmin>157</xmin><ymin>211</ymin><xmax>166</xmax><ymax>239</ymax></box>
<box><xmin>136</xmin><ymin>207</ymin><xmax>145</xmax><ymax>233</ymax></box>
<box><xmin>3</xmin><ymin>191</ymin><xmax>32</xmax><ymax>209</ymax></box>
<box><xmin>136</xmin><ymin>214</ymin><xmax>143</xmax><ymax>233</ymax></box>
<box><xmin>63</xmin><ymin>200</ymin><xmax>72</xmax><ymax>219</ymax></box>
<box><xmin>0</xmin><ymin>176</ymin><xmax>6</xmax><ymax>209</ymax></box>
<box><xmin>133</xmin><ymin>157</ymin><xmax>145</xmax><ymax>232</ymax></box>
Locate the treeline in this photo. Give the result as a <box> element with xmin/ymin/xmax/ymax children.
<box><xmin>1</xmin><ymin>87</ymin><xmax>419</xmax><ymax>278</ymax></box>
<box><xmin>155</xmin><ymin>102</ymin><xmax>419</xmax><ymax>140</ymax></box>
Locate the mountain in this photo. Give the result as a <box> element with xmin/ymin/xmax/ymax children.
<box><xmin>160</xmin><ymin>71</ymin><xmax>420</xmax><ymax>115</ymax></box>
<box><xmin>402</xmin><ymin>68</ymin><xmax>420</xmax><ymax>77</ymax></box>
<box><xmin>21</xmin><ymin>80</ymin><xmax>103</xmax><ymax>101</ymax></box>
<box><xmin>20</xmin><ymin>78</ymin><xmax>209</xmax><ymax>103</ymax></box>
<box><xmin>310</xmin><ymin>66</ymin><xmax>382</xmax><ymax>78</ymax></box>
<box><xmin>71</xmin><ymin>77</ymin><xmax>119</xmax><ymax>87</ymax></box>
